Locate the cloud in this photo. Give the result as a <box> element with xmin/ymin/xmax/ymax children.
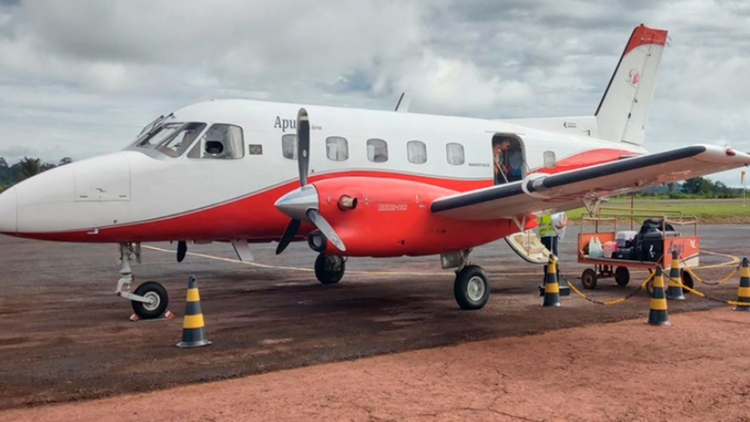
<box><xmin>0</xmin><ymin>0</ymin><xmax>748</xmax><ymax>185</ymax></box>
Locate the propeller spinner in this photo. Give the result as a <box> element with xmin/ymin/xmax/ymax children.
<box><xmin>275</xmin><ymin>108</ymin><xmax>346</xmax><ymax>254</ymax></box>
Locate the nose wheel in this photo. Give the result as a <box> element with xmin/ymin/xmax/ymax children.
<box><xmin>131</xmin><ymin>281</ymin><xmax>169</xmax><ymax>319</ymax></box>
<box><xmin>115</xmin><ymin>243</ymin><xmax>170</xmax><ymax>320</ymax></box>
<box><xmin>315</xmin><ymin>254</ymin><xmax>346</xmax><ymax>284</ymax></box>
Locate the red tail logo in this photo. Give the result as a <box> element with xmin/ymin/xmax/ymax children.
<box><xmin>627</xmin><ymin>69</ymin><xmax>640</xmax><ymax>86</ymax></box>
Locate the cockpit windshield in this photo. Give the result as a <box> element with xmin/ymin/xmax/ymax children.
<box><xmin>135</xmin><ymin>122</ymin><xmax>207</xmax><ymax>157</ymax></box>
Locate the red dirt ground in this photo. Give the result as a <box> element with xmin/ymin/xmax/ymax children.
<box><xmin>4</xmin><ymin>307</ymin><xmax>750</xmax><ymax>422</ymax></box>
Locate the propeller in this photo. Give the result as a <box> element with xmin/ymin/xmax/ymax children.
<box><xmin>275</xmin><ymin>109</ymin><xmax>346</xmax><ymax>254</ymax></box>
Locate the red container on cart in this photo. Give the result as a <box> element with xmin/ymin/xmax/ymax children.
<box><xmin>603</xmin><ymin>241</ymin><xmax>618</xmax><ymax>258</ymax></box>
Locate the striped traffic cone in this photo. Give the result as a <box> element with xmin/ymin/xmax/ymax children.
<box><xmin>647</xmin><ymin>266</ymin><xmax>670</xmax><ymax>326</ymax></box>
<box><xmin>666</xmin><ymin>250</ymin><xmax>686</xmax><ymax>301</ymax></box>
<box><xmin>735</xmin><ymin>258</ymin><xmax>750</xmax><ymax>312</ymax></box>
<box><xmin>177</xmin><ymin>275</ymin><xmax>211</xmax><ymax>348</ymax></box>
<box><xmin>542</xmin><ymin>255</ymin><xmax>561</xmax><ymax>307</ymax></box>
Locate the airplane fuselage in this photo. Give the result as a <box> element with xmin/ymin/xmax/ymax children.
<box><xmin>0</xmin><ymin>99</ymin><xmax>643</xmax><ymax>255</ymax></box>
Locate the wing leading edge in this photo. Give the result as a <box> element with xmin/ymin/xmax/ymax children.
<box><xmin>432</xmin><ymin>145</ymin><xmax>750</xmax><ymax>221</ymax></box>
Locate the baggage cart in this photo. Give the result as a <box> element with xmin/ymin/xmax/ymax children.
<box><xmin>577</xmin><ymin>208</ymin><xmax>699</xmax><ymax>290</ymax></box>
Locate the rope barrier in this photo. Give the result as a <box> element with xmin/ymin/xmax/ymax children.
<box><xmin>681</xmin><ymin>262</ymin><xmax>739</xmax><ymax>286</ymax></box>
<box><xmin>665</xmin><ymin>274</ymin><xmax>750</xmax><ymax>307</ymax></box>
<box><xmin>568</xmin><ymin>261</ymin><xmax>746</xmax><ymax>308</ymax></box>
<box><xmin>568</xmin><ymin>272</ymin><xmax>654</xmax><ymax>305</ymax></box>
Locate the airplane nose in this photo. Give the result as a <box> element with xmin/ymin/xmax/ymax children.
<box><xmin>0</xmin><ymin>187</ymin><xmax>18</xmax><ymax>234</ymax></box>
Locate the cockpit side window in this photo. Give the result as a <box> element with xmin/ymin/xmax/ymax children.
<box><xmin>136</xmin><ymin>123</ymin><xmax>185</xmax><ymax>149</ymax></box>
<box><xmin>156</xmin><ymin>123</ymin><xmax>206</xmax><ymax>157</ymax></box>
<box><xmin>134</xmin><ymin>122</ymin><xmax>206</xmax><ymax>158</ymax></box>
<box><xmin>187</xmin><ymin>124</ymin><xmax>245</xmax><ymax>160</ymax></box>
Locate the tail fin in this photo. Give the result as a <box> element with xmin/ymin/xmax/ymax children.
<box><xmin>595</xmin><ymin>24</ymin><xmax>668</xmax><ymax>146</ymax></box>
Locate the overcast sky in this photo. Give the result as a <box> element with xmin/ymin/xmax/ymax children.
<box><xmin>0</xmin><ymin>0</ymin><xmax>748</xmax><ymax>185</ymax></box>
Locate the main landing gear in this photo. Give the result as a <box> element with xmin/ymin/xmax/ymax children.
<box><xmin>312</xmin><ymin>251</ymin><xmax>490</xmax><ymax>311</ymax></box>
<box><xmin>115</xmin><ymin>243</ymin><xmax>169</xmax><ymax>319</ymax></box>
<box><xmin>445</xmin><ymin>250</ymin><xmax>490</xmax><ymax>310</ymax></box>
<box><xmin>454</xmin><ymin>265</ymin><xmax>490</xmax><ymax>310</ymax></box>
<box><xmin>315</xmin><ymin>254</ymin><xmax>346</xmax><ymax>285</ymax></box>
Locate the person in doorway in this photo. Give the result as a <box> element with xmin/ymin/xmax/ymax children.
<box><xmin>492</xmin><ymin>138</ymin><xmax>511</xmax><ymax>184</ymax></box>
<box><xmin>508</xmin><ymin>147</ymin><xmax>523</xmax><ymax>182</ymax></box>
<box><xmin>539</xmin><ymin>211</ymin><xmax>567</xmax><ymax>281</ymax></box>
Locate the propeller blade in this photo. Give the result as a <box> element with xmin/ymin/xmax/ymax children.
<box><xmin>276</xmin><ymin>219</ymin><xmax>301</xmax><ymax>255</ymax></box>
<box><xmin>297</xmin><ymin>108</ymin><xmax>310</xmax><ymax>187</ymax></box>
<box><xmin>177</xmin><ymin>240</ymin><xmax>187</xmax><ymax>262</ymax></box>
<box><xmin>307</xmin><ymin>209</ymin><xmax>346</xmax><ymax>252</ymax></box>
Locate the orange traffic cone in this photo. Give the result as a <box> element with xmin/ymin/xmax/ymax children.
<box><xmin>647</xmin><ymin>266</ymin><xmax>670</xmax><ymax>326</ymax></box>
<box><xmin>666</xmin><ymin>251</ymin><xmax>686</xmax><ymax>301</ymax></box>
<box><xmin>735</xmin><ymin>258</ymin><xmax>750</xmax><ymax>312</ymax></box>
<box><xmin>177</xmin><ymin>276</ymin><xmax>211</xmax><ymax>348</ymax></box>
<box><xmin>542</xmin><ymin>255</ymin><xmax>561</xmax><ymax>307</ymax></box>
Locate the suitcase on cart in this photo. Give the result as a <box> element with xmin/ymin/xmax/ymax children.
<box><xmin>613</xmin><ymin>247</ymin><xmax>634</xmax><ymax>260</ymax></box>
<box><xmin>637</xmin><ymin>231</ymin><xmax>680</xmax><ymax>262</ymax></box>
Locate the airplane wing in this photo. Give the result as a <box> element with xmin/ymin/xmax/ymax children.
<box><xmin>432</xmin><ymin>145</ymin><xmax>750</xmax><ymax>221</ymax></box>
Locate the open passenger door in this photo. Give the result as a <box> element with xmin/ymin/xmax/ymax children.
<box><xmin>505</xmin><ymin>230</ymin><xmax>550</xmax><ymax>265</ymax></box>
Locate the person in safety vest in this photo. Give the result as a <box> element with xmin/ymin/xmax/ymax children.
<box><xmin>539</xmin><ymin>211</ymin><xmax>567</xmax><ymax>279</ymax></box>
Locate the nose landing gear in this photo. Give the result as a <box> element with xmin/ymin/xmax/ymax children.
<box><xmin>115</xmin><ymin>243</ymin><xmax>169</xmax><ymax>319</ymax></box>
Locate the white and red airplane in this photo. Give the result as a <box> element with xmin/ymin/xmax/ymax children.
<box><xmin>1</xmin><ymin>24</ymin><xmax>748</xmax><ymax>319</ymax></box>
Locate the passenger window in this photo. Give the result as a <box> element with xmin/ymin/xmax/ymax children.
<box><xmin>407</xmin><ymin>141</ymin><xmax>427</xmax><ymax>164</ymax></box>
<box><xmin>187</xmin><ymin>124</ymin><xmax>244</xmax><ymax>159</ymax></box>
<box><xmin>446</xmin><ymin>143</ymin><xmax>465</xmax><ymax>165</ymax></box>
<box><xmin>282</xmin><ymin>134</ymin><xmax>297</xmax><ymax>160</ymax></box>
<box><xmin>326</xmin><ymin>137</ymin><xmax>349</xmax><ymax>161</ymax></box>
<box><xmin>367</xmin><ymin>138</ymin><xmax>388</xmax><ymax>163</ymax></box>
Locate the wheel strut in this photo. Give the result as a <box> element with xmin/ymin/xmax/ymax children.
<box><xmin>114</xmin><ymin>243</ymin><xmax>169</xmax><ymax>319</ymax></box>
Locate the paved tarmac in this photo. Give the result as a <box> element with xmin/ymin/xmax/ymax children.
<box><xmin>0</xmin><ymin>224</ymin><xmax>747</xmax><ymax>409</ymax></box>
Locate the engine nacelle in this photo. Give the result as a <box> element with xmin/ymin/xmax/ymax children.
<box><xmin>310</xmin><ymin>177</ymin><xmax>519</xmax><ymax>257</ymax></box>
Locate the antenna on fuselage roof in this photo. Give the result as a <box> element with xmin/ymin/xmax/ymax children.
<box><xmin>395</xmin><ymin>93</ymin><xmax>411</xmax><ymax>113</ymax></box>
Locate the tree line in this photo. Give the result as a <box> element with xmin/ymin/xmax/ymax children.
<box><xmin>631</xmin><ymin>177</ymin><xmax>743</xmax><ymax>199</ymax></box>
<box><xmin>0</xmin><ymin>157</ymin><xmax>73</xmax><ymax>192</ymax></box>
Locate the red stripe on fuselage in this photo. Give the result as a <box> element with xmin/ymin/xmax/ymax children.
<box><xmin>12</xmin><ymin>171</ymin><xmax>490</xmax><ymax>243</ymax></box>
<box><xmin>533</xmin><ymin>148</ymin><xmax>637</xmax><ymax>174</ymax></box>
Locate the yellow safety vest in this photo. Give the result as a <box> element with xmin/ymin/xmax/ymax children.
<box><xmin>539</xmin><ymin>215</ymin><xmax>556</xmax><ymax>237</ymax></box>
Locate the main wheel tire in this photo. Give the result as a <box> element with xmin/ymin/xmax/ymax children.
<box><xmin>132</xmin><ymin>281</ymin><xmax>169</xmax><ymax>320</ymax></box>
<box><xmin>681</xmin><ymin>269</ymin><xmax>694</xmax><ymax>293</ymax></box>
<box><xmin>315</xmin><ymin>254</ymin><xmax>345</xmax><ymax>285</ymax></box>
<box><xmin>614</xmin><ymin>266</ymin><xmax>630</xmax><ymax>287</ymax></box>
<box><xmin>581</xmin><ymin>268</ymin><xmax>598</xmax><ymax>290</ymax></box>
<box><xmin>454</xmin><ymin>265</ymin><xmax>490</xmax><ymax>310</ymax></box>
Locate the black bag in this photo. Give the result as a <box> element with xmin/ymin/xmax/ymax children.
<box><xmin>613</xmin><ymin>247</ymin><xmax>634</xmax><ymax>260</ymax></box>
<box><xmin>634</xmin><ymin>219</ymin><xmax>677</xmax><ymax>262</ymax></box>
<box><xmin>639</xmin><ymin>218</ymin><xmax>675</xmax><ymax>234</ymax></box>
<box><xmin>639</xmin><ymin>232</ymin><xmax>664</xmax><ymax>262</ymax></box>
<box><xmin>637</xmin><ymin>231</ymin><xmax>681</xmax><ymax>262</ymax></box>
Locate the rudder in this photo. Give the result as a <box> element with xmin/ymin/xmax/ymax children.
<box><xmin>595</xmin><ymin>24</ymin><xmax>668</xmax><ymax>146</ymax></box>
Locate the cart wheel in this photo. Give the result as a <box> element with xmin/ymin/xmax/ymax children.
<box><xmin>680</xmin><ymin>269</ymin><xmax>694</xmax><ymax>293</ymax></box>
<box><xmin>581</xmin><ymin>268</ymin><xmax>597</xmax><ymax>290</ymax></box>
<box><xmin>614</xmin><ymin>266</ymin><xmax>630</xmax><ymax>287</ymax></box>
